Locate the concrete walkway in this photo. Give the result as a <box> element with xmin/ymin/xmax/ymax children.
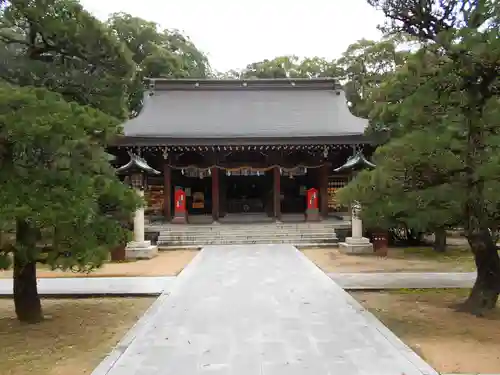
<box><xmin>93</xmin><ymin>245</ymin><xmax>437</xmax><ymax>375</ymax></box>
<box><xmin>330</xmin><ymin>272</ymin><xmax>476</xmax><ymax>289</ymax></box>
<box><xmin>0</xmin><ymin>276</ymin><xmax>173</xmax><ymax>296</ymax></box>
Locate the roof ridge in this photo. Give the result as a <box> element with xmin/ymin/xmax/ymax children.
<box><xmin>146</xmin><ymin>78</ymin><xmax>342</xmax><ymax>91</ymax></box>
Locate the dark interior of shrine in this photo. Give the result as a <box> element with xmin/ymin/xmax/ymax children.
<box><xmin>109</xmin><ymin>145</ymin><xmax>367</xmax><ymax>221</ymax></box>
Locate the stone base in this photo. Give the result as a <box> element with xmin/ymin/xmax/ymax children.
<box><xmin>171</xmin><ymin>214</ymin><xmax>187</xmax><ymax>224</ymax></box>
<box><xmin>306</xmin><ymin>209</ymin><xmax>320</xmax><ymax>222</ymax></box>
<box><xmin>125</xmin><ymin>241</ymin><xmax>158</xmax><ymax>259</ymax></box>
<box><xmin>338</xmin><ymin>237</ymin><xmax>374</xmax><ymax>254</ymax></box>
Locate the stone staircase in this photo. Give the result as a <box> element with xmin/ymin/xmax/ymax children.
<box><xmin>148</xmin><ymin>220</ymin><xmax>350</xmax><ymax>249</ymax></box>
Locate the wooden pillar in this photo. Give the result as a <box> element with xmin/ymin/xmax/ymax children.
<box><xmin>163</xmin><ymin>163</ymin><xmax>171</xmax><ymax>221</ymax></box>
<box><xmin>320</xmin><ymin>163</ymin><xmax>329</xmax><ymax>218</ymax></box>
<box><xmin>273</xmin><ymin>166</ymin><xmax>281</xmax><ymax>220</ymax></box>
<box><xmin>211</xmin><ymin>167</ymin><xmax>219</xmax><ymax>221</ymax></box>
<box><xmin>220</xmin><ymin>171</ymin><xmax>227</xmax><ymax>217</ymax></box>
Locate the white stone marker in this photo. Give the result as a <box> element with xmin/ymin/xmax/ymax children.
<box><xmin>339</xmin><ymin>201</ymin><xmax>374</xmax><ymax>254</ymax></box>
<box><xmin>125</xmin><ymin>189</ymin><xmax>158</xmax><ymax>259</ymax></box>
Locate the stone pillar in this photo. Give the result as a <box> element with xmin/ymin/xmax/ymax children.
<box><xmin>134</xmin><ymin>189</ymin><xmax>145</xmax><ymax>242</ymax></box>
<box><xmin>163</xmin><ymin>164</ymin><xmax>171</xmax><ymax>221</ymax></box>
<box><xmin>319</xmin><ymin>164</ymin><xmax>329</xmax><ymax>218</ymax></box>
<box><xmin>211</xmin><ymin>167</ymin><xmax>219</xmax><ymax>222</ymax></box>
<box><xmin>273</xmin><ymin>167</ymin><xmax>281</xmax><ymax>221</ymax></box>
<box><xmin>339</xmin><ymin>201</ymin><xmax>373</xmax><ymax>254</ymax></box>
<box><xmin>126</xmin><ymin>189</ymin><xmax>158</xmax><ymax>259</ymax></box>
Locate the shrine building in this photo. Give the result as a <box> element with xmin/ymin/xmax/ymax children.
<box><xmin>110</xmin><ymin>78</ymin><xmax>374</xmax><ymax>224</ymax></box>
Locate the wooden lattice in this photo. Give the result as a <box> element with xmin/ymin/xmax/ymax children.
<box><xmin>327</xmin><ymin>177</ymin><xmax>348</xmax><ymax>211</ymax></box>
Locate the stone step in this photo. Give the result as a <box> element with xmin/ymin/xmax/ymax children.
<box><xmin>158</xmin><ymin>239</ymin><xmax>338</xmax><ymax>248</ymax></box>
<box><xmin>159</xmin><ymin>231</ymin><xmax>338</xmax><ymax>238</ymax></box>
<box><xmin>159</xmin><ymin>234</ymin><xmax>339</xmax><ymax>240</ymax></box>
<box><xmin>157</xmin><ymin>229</ymin><xmax>343</xmax><ymax>235</ymax></box>
<box><xmin>148</xmin><ymin>224</ymin><xmax>350</xmax><ymax>232</ymax></box>
<box><xmin>158</xmin><ymin>232</ymin><xmax>337</xmax><ymax>238</ymax></box>
<box><xmin>156</xmin><ymin>223</ymin><xmax>344</xmax><ymax>227</ymax></box>
<box><xmin>158</xmin><ymin>242</ymin><xmax>339</xmax><ymax>250</ymax></box>
<box><xmin>159</xmin><ymin>234</ymin><xmax>336</xmax><ymax>241</ymax></box>
<box><xmin>152</xmin><ymin>221</ymin><xmax>345</xmax><ymax>247</ymax></box>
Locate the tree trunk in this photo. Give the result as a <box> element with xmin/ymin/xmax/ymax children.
<box><xmin>13</xmin><ymin>220</ymin><xmax>43</xmax><ymax>323</ymax></box>
<box><xmin>13</xmin><ymin>255</ymin><xmax>43</xmax><ymax>323</ymax></box>
<box><xmin>457</xmin><ymin>229</ymin><xmax>500</xmax><ymax>315</ymax></box>
<box><xmin>433</xmin><ymin>227</ymin><xmax>447</xmax><ymax>253</ymax></box>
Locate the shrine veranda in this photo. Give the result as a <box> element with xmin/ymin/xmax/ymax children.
<box><xmin>110</xmin><ymin>78</ymin><xmax>375</xmax><ymax>223</ymax></box>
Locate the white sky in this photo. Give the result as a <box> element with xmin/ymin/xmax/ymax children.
<box><xmin>80</xmin><ymin>0</ymin><xmax>385</xmax><ymax>72</ymax></box>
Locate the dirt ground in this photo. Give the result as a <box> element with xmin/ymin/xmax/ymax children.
<box><xmin>302</xmin><ymin>246</ymin><xmax>475</xmax><ymax>273</ymax></box>
<box><xmin>0</xmin><ymin>297</ymin><xmax>155</xmax><ymax>375</ymax></box>
<box><xmin>0</xmin><ymin>250</ymin><xmax>198</xmax><ymax>279</ymax></box>
<box><xmin>352</xmin><ymin>289</ymin><xmax>500</xmax><ymax>373</ymax></box>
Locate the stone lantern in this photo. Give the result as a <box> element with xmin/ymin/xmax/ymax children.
<box><xmin>334</xmin><ymin>150</ymin><xmax>376</xmax><ymax>254</ymax></box>
<box><xmin>116</xmin><ymin>152</ymin><xmax>161</xmax><ymax>259</ymax></box>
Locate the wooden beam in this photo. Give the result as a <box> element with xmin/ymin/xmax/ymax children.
<box><xmin>273</xmin><ymin>166</ymin><xmax>281</xmax><ymax>220</ymax></box>
<box><xmin>211</xmin><ymin>167</ymin><xmax>219</xmax><ymax>222</ymax></box>
<box><xmin>319</xmin><ymin>163</ymin><xmax>330</xmax><ymax>218</ymax></box>
<box><xmin>163</xmin><ymin>163</ymin><xmax>172</xmax><ymax>221</ymax></box>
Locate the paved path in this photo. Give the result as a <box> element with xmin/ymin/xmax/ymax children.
<box><xmin>330</xmin><ymin>272</ymin><xmax>476</xmax><ymax>289</ymax></box>
<box><xmin>93</xmin><ymin>245</ymin><xmax>437</xmax><ymax>375</ymax></box>
<box><xmin>0</xmin><ymin>276</ymin><xmax>172</xmax><ymax>296</ymax></box>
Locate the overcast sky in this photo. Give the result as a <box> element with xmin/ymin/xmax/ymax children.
<box><xmin>80</xmin><ymin>0</ymin><xmax>385</xmax><ymax>72</ymax></box>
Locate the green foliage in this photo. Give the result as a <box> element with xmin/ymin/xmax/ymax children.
<box><xmin>337</xmin><ymin>37</ymin><xmax>410</xmax><ymax>117</ymax></box>
<box><xmin>237</xmin><ymin>55</ymin><xmax>339</xmax><ymax>79</ymax></box>
<box><xmin>106</xmin><ymin>12</ymin><xmax>211</xmax><ymax>115</ymax></box>
<box><xmin>0</xmin><ymin>81</ymin><xmax>141</xmax><ymax>271</ymax></box>
<box><xmin>0</xmin><ymin>0</ymin><xmax>135</xmax><ymax>119</ymax></box>
<box><xmin>234</xmin><ymin>40</ymin><xmax>411</xmax><ymax>120</ymax></box>
<box><xmin>339</xmin><ymin>0</ymin><xmax>500</xmax><ymax>237</ymax></box>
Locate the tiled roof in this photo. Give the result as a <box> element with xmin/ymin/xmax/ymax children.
<box><xmin>121</xmin><ymin>78</ymin><xmax>368</xmax><ymax>142</ymax></box>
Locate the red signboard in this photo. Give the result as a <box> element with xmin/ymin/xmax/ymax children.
<box><xmin>307</xmin><ymin>188</ymin><xmax>318</xmax><ymax>210</ymax></box>
<box><xmin>174</xmin><ymin>188</ymin><xmax>186</xmax><ymax>214</ymax></box>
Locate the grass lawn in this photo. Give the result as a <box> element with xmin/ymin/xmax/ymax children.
<box><xmin>0</xmin><ymin>249</ymin><xmax>199</xmax><ymax>279</ymax></box>
<box><xmin>0</xmin><ymin>297</ymin><xmax>155</xmax><ymax>375</ymax></box>
<box><xmin>303</xmin><ymin>246</ymin><xmax>475</xmax><ymax>273</ymax></box>
<box><xmin>352</xmin><ymin>289</ymin><xmax>500</xmax><ymax>374</ymax></box>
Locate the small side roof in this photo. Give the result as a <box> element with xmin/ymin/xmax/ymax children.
<box><xmin>333</xmin><ymin>150</ymin><xmax>376</xmax><ymax>172</ymax></box>
<box><xmin>115</xmin><ymin>152</ymin><xmax>161</xmax><ymax>175</ymax></box>
<box><xmin>118</xmin><ymin>78</ymin><xmax>369</xmax><ymax>146</ymax></box>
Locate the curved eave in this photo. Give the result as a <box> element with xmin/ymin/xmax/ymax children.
<box><xmin>333</xmin><ymin>151</ymin><xmax>376</xmax><ymax>172</ymax></box>
<box><xmin>115</xmin><ymin>153</ymin><xmax>161</xmax><ymax>175</ymax></box>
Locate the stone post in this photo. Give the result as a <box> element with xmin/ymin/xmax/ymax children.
<box><xmin>133</xmin><ymin>189</ymin><xmax>146</xmax><ymax>242</ymax></box>
<box><xmin>125</xmin><ymin>189</ymin><xmax>158</xmax><ymax>259</ymax></box>
<box><xmin>339</xmin><ymin>201</ymin><xmax>373</xmax><ymax>254</ymax></box>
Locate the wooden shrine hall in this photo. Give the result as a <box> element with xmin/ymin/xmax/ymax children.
<box><xmin>110</xmin><ymin>78</ymin><xmax>375</xmax><ymax>224</ymax></box>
